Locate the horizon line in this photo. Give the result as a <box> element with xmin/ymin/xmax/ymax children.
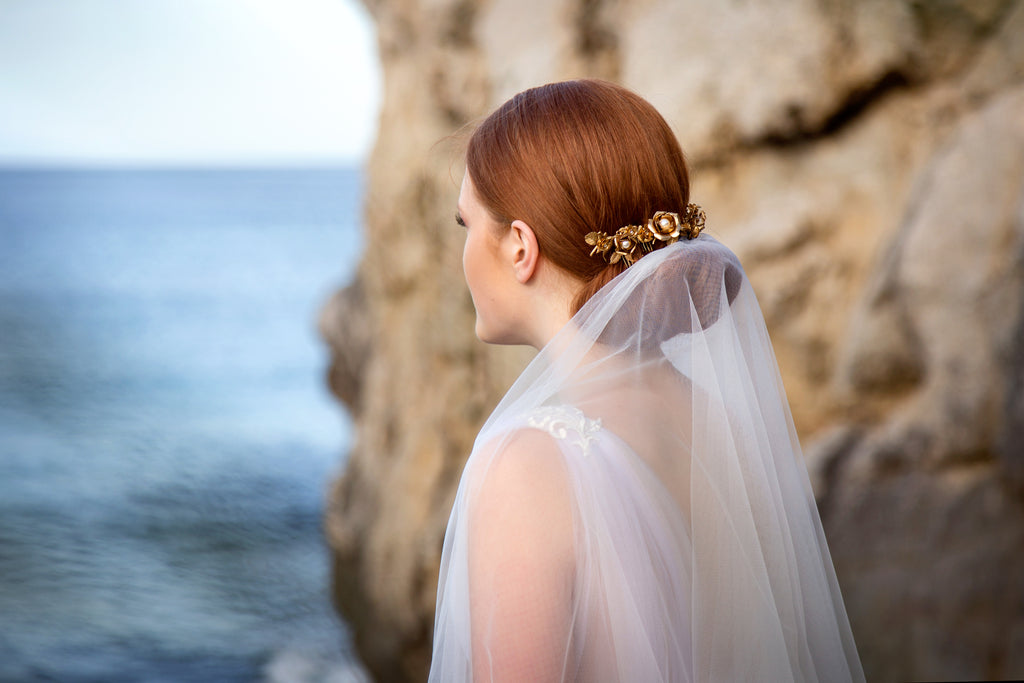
<box><xmin>0</xmin><ymin>158</ymin><xmax>368</xmax><ymax>172</ymax></box>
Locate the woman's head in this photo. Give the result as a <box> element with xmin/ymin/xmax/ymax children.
<box><xmin>465</xmin><ymin>79</ymin><xmax>691</xmax><ymax>313</ymax></box>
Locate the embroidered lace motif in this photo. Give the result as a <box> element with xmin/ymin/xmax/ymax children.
<box><xmin>526</xmin><ymin>405</ymin><xmax>603</xmax><ymax>457</ymax></box>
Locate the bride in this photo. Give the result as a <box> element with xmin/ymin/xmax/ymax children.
<box><xmin>428</xmin><ymin>79</ymin><xmax>864</xmax><ymax>682</ymax></box>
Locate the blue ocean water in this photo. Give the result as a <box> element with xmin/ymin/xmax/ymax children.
<box><xmin>0</xmin><ymin>168</ymin><xmax>368</xmax><ymax>682</ymax></box>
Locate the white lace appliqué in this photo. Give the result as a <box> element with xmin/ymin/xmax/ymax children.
<box><xmin>526</xmin><ymin>405</ymin><xmax>603</xmax><ymax>457</ymax></box>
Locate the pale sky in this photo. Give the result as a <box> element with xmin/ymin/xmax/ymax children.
<box><xmin>0</xmin><ymin>0</ymin><xmax>381</xmax><ymax>165</ymax></box>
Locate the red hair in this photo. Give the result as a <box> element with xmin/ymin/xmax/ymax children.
<box><xmin>466</xmin><ymin>79</ymin><xmax>691</xmax><ymax>312</ymax></box>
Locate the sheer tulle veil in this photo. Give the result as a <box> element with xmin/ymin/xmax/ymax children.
<box><xmin>429</xmin><ymin>235</ymin><xmax>864</xmax><ymax>682</ymax></box>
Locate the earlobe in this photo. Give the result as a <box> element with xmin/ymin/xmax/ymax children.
<box><xmin>509</xmin><ymin>220</ymin><xmax>540</xmax><ymax>284</ymax></box>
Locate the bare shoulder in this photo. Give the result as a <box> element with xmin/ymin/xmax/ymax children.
<box><xmin>465</xmin><ymin>428</ymin><xmax>578</xmax><ymax>680</ymax></box>
<box><xmin>464</xmin><ymin>425</ymin><xmax>576</xmax><ymax>558</ymax></box>
<box><xmin>472</xmin><ymin>426</ymin><xmax>573</xmax><ymax>506</ymax></box>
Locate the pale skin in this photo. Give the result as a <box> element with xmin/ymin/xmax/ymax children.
<box><xmin>455</xmin><ymin>171</ymin><xmax>582</xmax><ymax>681</ymax></box>
<box><xmin>456</xmin><ymin>172</ymin><xmax>583</xmax><ymax>350</ymax></box>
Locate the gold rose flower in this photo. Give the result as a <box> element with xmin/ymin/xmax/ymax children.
<box><xmin>648</xmin><ymin>211</ymin><xmax>681</xmax><ymax>242</ymax></box>
<box><xmin>680</xmin><ymin>204</ymin><xmax>706</xmax><ymax>239</ymax></box>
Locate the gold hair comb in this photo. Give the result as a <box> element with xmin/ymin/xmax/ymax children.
<box><xmin>585</xmin><ymin>204</ymin><xmax>706</xmax><ymax>266</ymax></box>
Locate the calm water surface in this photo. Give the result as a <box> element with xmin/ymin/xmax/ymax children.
<box><xmin>0</xmin><ymin>168</ymin><xmax>368</xmax><ymax>682</ymax></box>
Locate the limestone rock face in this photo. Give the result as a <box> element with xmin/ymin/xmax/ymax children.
<box><xmin>320</xmin><ymin>1</ymin><xmax>1024</xmax><ymax>680</ymax></box>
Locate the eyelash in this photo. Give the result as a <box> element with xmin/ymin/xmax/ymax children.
<box><xmin>455</xmin><ymin>212</ymin><xmax>466</xmax><ymax>227</ymax></box>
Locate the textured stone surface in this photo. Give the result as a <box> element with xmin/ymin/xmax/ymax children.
<box><xmin>812</xmin><ymin>83</ymin><xmax>1024</xmax><ymax>681</ymax></box>
<box><xmin>320</xmin><ymin>1</ymin><xmax>1024</xmax><ymax>680</ymax></box>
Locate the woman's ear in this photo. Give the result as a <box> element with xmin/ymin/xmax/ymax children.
<box><xmin>507</xmin><ymin>219</ymin><xmax>540</xmax><ymax>284</ymax></box>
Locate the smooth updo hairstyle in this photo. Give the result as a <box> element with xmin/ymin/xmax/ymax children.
<box><xmin>466</xmin><ymin>79</ymin><xmax>691</xmax><ymax>313</ymax></box>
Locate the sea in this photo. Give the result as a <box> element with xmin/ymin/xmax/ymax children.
<box><xmin>0</xmin><ymin>168</ymin><xmax>369</xmax><ymax>682</ymax></box>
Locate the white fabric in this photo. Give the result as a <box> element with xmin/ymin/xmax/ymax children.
<box><xmin>429</xmin><ymin>236</ymin><xmax>864</xmax><ymax>682</ymax></box>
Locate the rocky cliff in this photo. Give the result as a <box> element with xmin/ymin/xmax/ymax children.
<box><xmin>320</xmin><ymin>1</ymin><xmax>1024</xmax><ymax>680</ymax></box>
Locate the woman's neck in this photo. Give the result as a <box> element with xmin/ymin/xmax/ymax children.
<box><xmin>522</xmin><ymin>262</ymin><xmax>583</xmax><ymax>350</ymax></box>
